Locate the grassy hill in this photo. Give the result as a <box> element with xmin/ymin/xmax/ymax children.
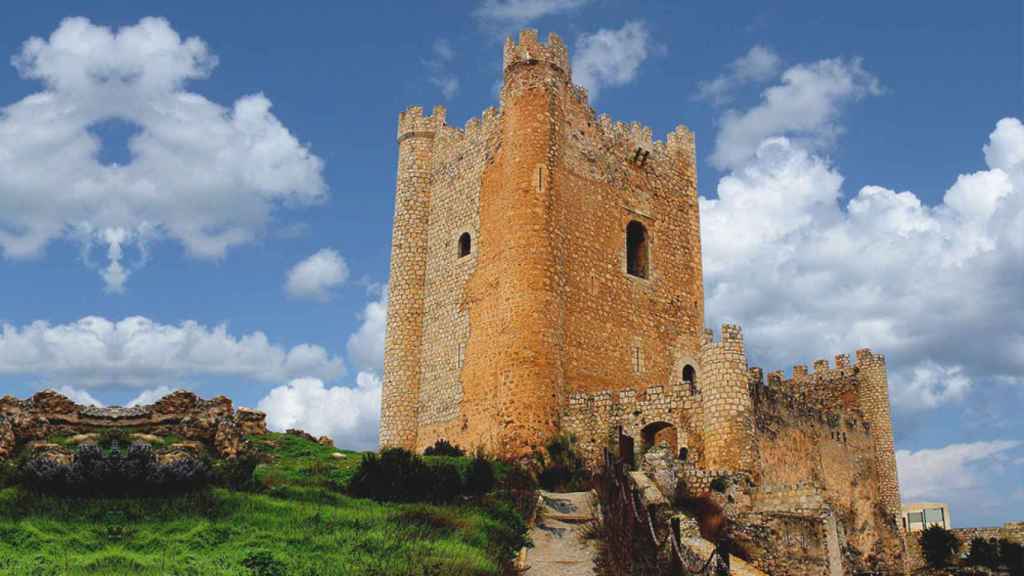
<box><xmin>0</xmin><ymin>433</ymin><xmax>528</xmax><ymax>576</ymax></box>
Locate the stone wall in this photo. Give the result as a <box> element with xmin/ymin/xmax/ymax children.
<box><xmin>0</xmin><ymin>389</ymin><xmax>267</xmax><ymax>460</ymax></box>
<box><xmin>752</xmin><ymin>363</ymin><xmax>906</xmax><ymax>574</ymax></box>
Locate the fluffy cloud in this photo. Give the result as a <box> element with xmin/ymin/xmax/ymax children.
<box><xmin>258</xmin><ymin>374</ymin><xmax>382</xmax><ymax>450</ymax></box>
<box><xmin>474</xmin><ymin>0</ymin><xmax>590</xmax><ymax>28</ymax></box>
<box><xmin>285</xmin><ymin>248</ymin><xmax>349</xmax><ymax>301</ymax></box>
<box><xmin>897</xmin><ymin>440</ymin><xmax>1022</xmax><ymax>501</ymax></box>
<box><xmin>572</xmin><ymin>21</ymin><xmax>651</xmax><ymax>101</ymax></box>
<box><xmin>346</xmin><ymin>287</ymin><xmax>387</xmax><ymax>373</ymax></box>
<box><xmin>56</xmin><ymin>385</ymin><xmax>104</xmax><ymax>407</ymax></box>
<box><xmin>126</xmin><ymin>385</ymin><xmax>177</xmax><ymax>407</ymax></box>
<box><xmin>710</xmin><ymin>57</ymin><xmax>881</xmax><ymax>170</ymax></box>
<box><xmin>695</xmin><ymin>45</ymin><xmax>781</xmax><ymax>106</ymax></box>
<box><xmin>0</xmin><ymin>17</ymin><xmax>325</xmax><ymax>291</ymax></box>
<box><xmin>425</xmin><ymin>38</ymin><xmax>459</xmax><ymax>100</ymax></box>
<box><xmin>0</xmin><ymin>316</ymin><xmax>344</xmax><ymax>387</ymax></box>
<box><xmin>700</xmin><ymin>53</ymin><xmax>1024</xmax><ymax>413</ymax></box>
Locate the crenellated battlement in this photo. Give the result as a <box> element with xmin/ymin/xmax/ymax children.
<box><xmin>503</xmin><ymin>29</ymin><xmax>570</xmax><ymax>77</ymax></box>
<box><xmin>700</xmin><ymin>323</ymin><xmax>744</xmax><ymax>348</ymax></box>
<box><xmin>397</xmin><ymin>105</ymin><xmax>447</xmax><ymax>142</ymax></box>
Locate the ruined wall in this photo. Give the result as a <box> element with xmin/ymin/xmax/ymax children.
<box><xmin>751</xmin><ymin>358</ymin><xmax>905</xmax><ymax>574</ymax></box>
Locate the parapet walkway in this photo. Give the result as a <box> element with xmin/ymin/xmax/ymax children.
<box><xmin>523</xmin><ymin>491</ymin><xmax>598</xmax><ymax>576</ymax></box>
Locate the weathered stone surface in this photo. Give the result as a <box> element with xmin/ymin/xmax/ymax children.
<box><xmin>0</xmin><ymin>390</ymin><xmax>266</xmax><ymax>463</ymax></box>
<box><xmin>0</xmin><ymin>416</ymin><xmax>13</xmax><ymax>460</ymax></box>
<box><xmin>286</xmin><ymin>429</ymin><xmax>317</xmax><ymax>443</ymax></box>
<box><xmin>330</xmin><ymin>452</ymin><xmax>347</xmax><ymax>460</ymax></box>
<box><xmin>68</xmin><ymin>433</ymin><xmax>100</xmax><ymax>444</ymax></box>
<box><xmin>317</xmin><ymin>435</ymin><xmax>334</xmax><ymax>448</ymax></box>
<box><xmin>235</xmin><ymin>407</ymin><xmax>267</xmax><ymax>435</ymax></box>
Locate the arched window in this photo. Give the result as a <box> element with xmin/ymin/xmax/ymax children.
<box><xmin>626</xmin><ymin>221</ymin><xmax>648</xmax><ymax>278</ymax></box>
<box><xmin>458</xmin><ymin>232</ymin><xmax>471</xmax><ymax>258</ymax></box>
<box><xmin>683</xmin><ymin>364</ymin><xmax>697</xmax><ymax>395</ymax></box>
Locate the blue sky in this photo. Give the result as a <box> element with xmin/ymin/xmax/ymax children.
<box><xmin>0</xmin><ymin>2</ymin><xmax>1021</xmax><ymax>526</ymax></box>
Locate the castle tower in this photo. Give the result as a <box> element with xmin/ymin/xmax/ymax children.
<box><xmin>382</xmin><ymin>29</ymin><xmax>705</xmax><ymax>458</ymax></box>
<box><xmin>856</xmin><ymin>349</ymin><xmax>902</xmax><ymax>520</ymax></box>
<box><xmin>379</xmin><ymin>106</ymin><xmax>443</xmax><ymax>450</ymax></box>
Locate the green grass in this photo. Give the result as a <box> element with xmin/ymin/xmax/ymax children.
<box><xmin>0</xmin><ymin>433</ymin><xmax>528</xmax><ymax>576</ymax></box>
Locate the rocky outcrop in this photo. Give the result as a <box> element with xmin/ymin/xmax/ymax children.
<box><xmin>0</xmin><ymin>389</ymin><xmax>268</xmax><ymax>461</ymax></box>
<box><xmin>0</xmin><ymin>416</ymin><xmax>15</xmax><ymax>460</ymax></box>
<box><xmin>235</xmin><ymin>407</ymin><xmax>267</xmax><ymax>435</ymax></box>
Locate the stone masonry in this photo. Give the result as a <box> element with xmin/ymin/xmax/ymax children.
<box><xmin>0</xmin><ymin>389</ymin><xmax>267</xmax><ymax>460</ymax></box>
<box><xmin>380</xmin><ymin>29</ymin><xmax>906</xmax><ymax>574</ymax></box>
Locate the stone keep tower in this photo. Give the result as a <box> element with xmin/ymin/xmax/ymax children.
<box><xmin>380</xmin><ymin>30</ymin><xmax>704</xmax><ymax>457</ymax></box>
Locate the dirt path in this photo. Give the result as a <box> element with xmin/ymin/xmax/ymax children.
<box><xmin>522</xmin><ymin>491</ymin><xmax>598</xmax><ymax>576</ymax></box>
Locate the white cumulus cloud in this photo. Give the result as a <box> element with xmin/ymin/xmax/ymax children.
<box><xmin>897</xmin><ymin>440</ymin><xmax>1022</xmax><ymax>501</ymax></box>
<box><xmin>56</xmin><ymin>385</ymin><xmax>104</xmax><ymax>407</ymax></box>
<box><xmin>0</xmin><ymin>17</ymin><xmax>326</xmax><ymax>292</ymax></box>
<box><xmin>285</xmin><ymin>248</ymin><xmax>349</xmax><ymax>302</ymax></box>
<box><xmin>258</xmin><ymin>374</ymin><xmax>382</xmax><ymax>450</ymax></box>
<box><xmin>709</xmin><ymin>57</ymin><xmax>881</xmax><ymax>170</ymax></box>
<box><xmin>700</xmin><ymin>53</ymin><xmax>1024</xmax><ymax>413</ymax></box>
<box><xmin>125</xmin><ymin>385</ymin><xmax>178</xmax><ymax>407</ymax></box>
<box><xmin>0</xmin><ymin>316</ymin><xmax>344</xmax><ymax>387</ymax></box>
<box><xmin>572</xmin><ymin>21</ymin><xmax>651</xmax><ymax>101</ymax></box>
<box><xmin>695</xmin><ymin>45</ymin><xmax>781</xmax><ymax>106</ymax></box>
<box><xmin>346</xmin><ymin>287</ymin><xmax>387</xmax><ymax>373</ymax></box>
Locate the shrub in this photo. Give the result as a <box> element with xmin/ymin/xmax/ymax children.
<box><xmin>919</xmin><ymin>525</ymin><xmax>960</xmax><ymax>568</ymax></box>
<box><xmin>967</xmin><ymin>537</ymin><xmax>999</xmax><ymax>568</ymax></box>
<box><xmin>1002</xmin><ymin>540</ymin><xmax>1024</xmax><ymax>576</ymax></box>
<box><xmin>465</xmin><ymin>454</ymin><xmax>496</xmax><ymax>497</ymax></box>
<box><xmin>423</xmin><ymin>439</ymin><xmax>465</xmax><ymax>457</ymax></box>
<box><xmin>710</xmin><ymin>476</ymin><xmax>729</xmax><ymax>493</ymax></box>
<box><xmin>537</xmin><ymin>435</ymin><xmax>589</xmax><ymax>492</ymax></box>
<box><xmin>349</xmin><ymin>448</ymin><xmax>432</xmax><ymax>503</ymax></box>
<box><xmin>212</xmin><ymin>451</ymin><xmax>261</xmax><ymax>490</ymax></box>
<box><xmin>19</xmin><ymin>441</ymin><xmax>211</xmax><ymax>497</ymax></box>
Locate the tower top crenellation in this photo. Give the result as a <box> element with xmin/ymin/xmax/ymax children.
<box><xmin>503</xmin><ymin>29</ymin><xmax>570</xmax><ymax>77</ymax></box>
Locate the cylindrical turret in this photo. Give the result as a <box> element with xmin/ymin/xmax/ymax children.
<box><xmin>379</xmin><ymin>106</ymin><xmax>443</xmax><ymax>450</ymax></box>
<box><xmin>699</xmin><ymin>325</ymin><xmax>756</xmax><ymax>472</ymax></box>
<box><xmin>855</xmin><ymin>349</ymin><xmax>902</xmax><ymax>519</ymax></box>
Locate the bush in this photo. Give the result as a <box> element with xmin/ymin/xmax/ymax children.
<box><xmin>19</xmin><ymin>441</ymin><xmax>211</xmax><ymax>497</ymax></box>
<box><xmin>537</xmin><ymin>435</ymin><xmax>589</xmax><ymax>492</ymax></box>
<box><xmin>1002</xmin><ymin>540</ymin><xmax>1024</xmax><ymax>576</ymax></box>
<box><xmin>967</xmin><ymin>537</ymin><xmax>1000</xmax><ymax>568</ymax></box>
<box><xmin>212</xmin><ymin>451</ymin><xmax>262</xmax><ymax>490</ymax></box>
<box><xmin>920</xmin><ymin>525</ymin><xmax>960</xmax><ymax>568</ymax></box>
<box><xmin>423</xmin><ymin>439</ymin><xmax>465</xmax><ymax>457</ymax></box>
<box><xmin>465</xmin><ymin>454</ymin><xmax>496</xmax><ymax>497</ymax></box>
<box><xmin>710</xmin><ymin>476</ymin><xmax>729</xmax><ymax>493</ymax></box>
<box><xmin>348</xmin><ymin>448</ymin><xmax>500</xmax><ymax>504</ymax></box>
<box><xmin>96</xmin><ymin>428</ymin><xmax>132</xmax><ymax>449</ymax></box>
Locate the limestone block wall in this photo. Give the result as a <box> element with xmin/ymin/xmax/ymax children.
<box><xmin>562</xmin><ymin>382</ymin><xmax>704</xmax><ymax>467</ymax></box>
<box><xmin>380</xmin><ymin>106</ymin><xmax>441</xmax><ymax>450</ymax></box>
<box><xmin>699</xmin><ymin>325</ymin><xmax>756</xmax><ymax>472</ymax></box>
<box><xmin>414</xmin><ymin>108</ymin><xmax>500</xmax><ymax>448</ymax></box>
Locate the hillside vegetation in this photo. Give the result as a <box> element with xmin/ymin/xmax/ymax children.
<box><xmin>0</xmin><ymin>433</ymin><xmax>528</xmax><ymax>576</ymax></box>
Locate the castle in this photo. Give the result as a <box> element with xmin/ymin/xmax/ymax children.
<box><xmin>381</xmin><ymin>30</ymin><xmax>906</xmax><ymax>573</ymax></box>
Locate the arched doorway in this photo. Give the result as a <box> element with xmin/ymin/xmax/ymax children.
<box><xmin>641</xmin><ymin>421</ymin><xmax>678</xmax><ymax>457</ymax></box>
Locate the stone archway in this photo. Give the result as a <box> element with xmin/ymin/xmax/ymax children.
<box><xmin>641</xmin><ymin>421</ymin><xmax>678</xmax><ymax>457</ymax></box>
